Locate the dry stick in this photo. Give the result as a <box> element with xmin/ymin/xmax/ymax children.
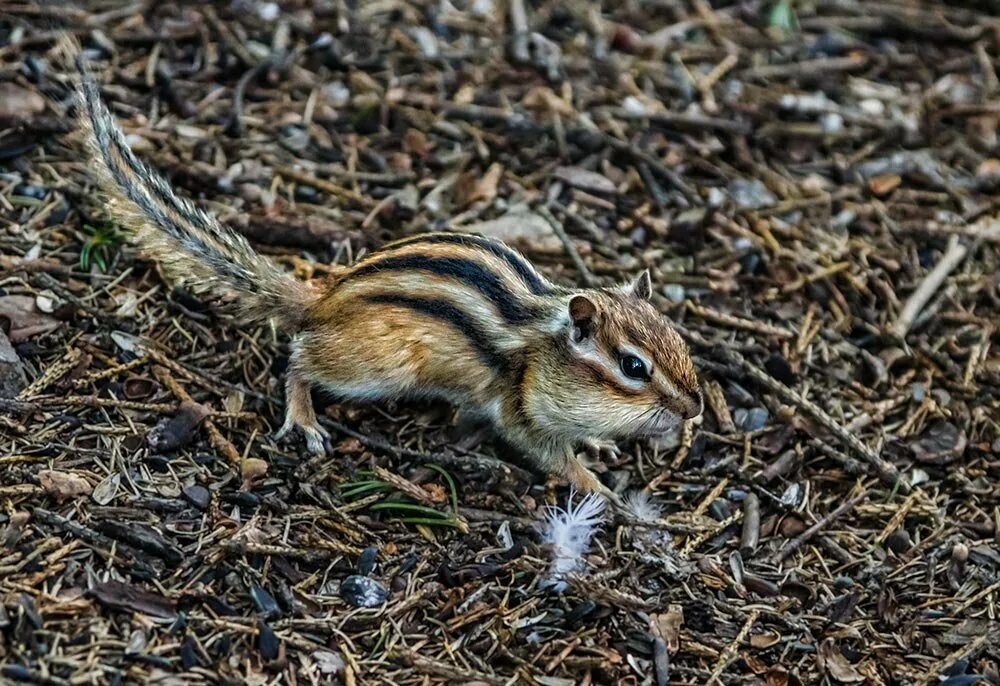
<box><xmin>707</xmin><ymin>608</ymin><xmax>760</xmax><ymax>685</ymax></box>
<box><xmin>717</xmin><ymin>346</ymin><xmax>906</xmax><ymax>492</ymax></box>
<box><xmin>892</xmin><ymin>235</ymin><xmax>968</xmax><ymax>338</ymax></box>
<box><xmin>776</xmin><ymin>490</ymin><xmax>867</xmax><ymax>562</ymax></box>
<box><xmin>317</xmin><ymin>416</ymin><xmax>523</xmax><ymax>477</ymax></box>
<box><xmin>152</xmin><ymin>365</ymin><xmax>243</xmax><ymax>468</ymax></box>
<box><xmin>540</xmin><ymin>205</ymin><xmax>598</xmax><ymax>287</ymax></box>
<box><xmin>392</xmin><ymin>651</ymin><xmax>512</xmax><ymax>686</ymax></box>
<box><xmin>275</xmin><ymin>166</ymin><xmax>376</xmax><ymax>208</ymax></box>
<box><xmin>508</xmin><ymin>0</ymin><xmax>530</xmax><ymax>63</ymax></box>
<box><xmin>597</xmin><ymin>131</ymin><xmax>700</xmax><ymax>204</ymax></box>
<box><xmin>918</xmin><ymin>633</ymin><xmax>991</xmax><ymax>685</ymax></box>
<box><xmin>686</xmin><ymin>302</ymin><xmax>795</xmax><ymax>340</ymax></box>
<box><xmin>740</xmin><ymin>493</ymin><xmax>760</xmax><ymax>556</ymax></box>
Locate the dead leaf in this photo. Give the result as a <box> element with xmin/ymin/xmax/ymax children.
<box><xmin>0</xmin><ymin>295</ymin><xmax>61</xmax><ymax>342</ymax></box>
<box><xmin>242</xmin><ymin>457</ymin><xmax>269</xmax><ymax>488</ymax></box>
<box><xmin>0</xmin><ymin>83</ymin><xmax>45</xmax><ymax>121</ymax></box>
<box><xmin>454</xmin><ymin>163</ymin><xmax>503</xmax><ymax>208</ymax></box>
<box><xmin>38</xmin><ymin>470</ymin><xmax>93</xmax><ymax>502</ymax></box>
<box><xmin>817</xmin><ymin>638</ymin><xmax>865</xmax><ymax>683</ymax></box>
<box><xmin>88</xmin><ymin>579</ymin><xmax>178</xmax><ymax>619</ymax></box>
<box><xmin>0</xmin><ymin>328</ymin><xmax>27</xmax><ymax>398</ymax></box>
<box><xmin>403</xmin><ymin>128</ymin><xmax>430</xmax><ymax>158</ymax></box>
<box><xmin>91</xmin><ymin>473</ymin><xmax>121</xmax><ymax>505</ymax></box>
<box><xmin>223</xmin><ymin>390</ymin><xmax>245</xmax><ymax>414</ymax></box>
<box><xmin>750</xmin><ymin>628</ymin><xmax>782</xmax><ymax>648</ymax></box>
<box><xmin>146</xmin><ymin>401</ymin><xmax>210</xmax><ymax>453</ymax></box>
<box><xmin>910</xmin><ymin>421</ymin><xmax>967</xmax><ymax>465</ymax></box>
<box><xmin>649</xmin><ymin>604</ymin><xmax>684</xmax><ymax>652</ymax></box>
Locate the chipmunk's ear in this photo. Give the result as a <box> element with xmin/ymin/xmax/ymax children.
<box><xmin>569</xmin><ymin>295</ymin><xmax>598</xmax><ymax>341</ymax></box>
<box><xmin>626</xmin><ymin>269</ymin><xmax>653</xmax><ymax>300</ymax></box>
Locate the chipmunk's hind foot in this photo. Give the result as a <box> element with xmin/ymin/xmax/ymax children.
<box><xmin>276</xmin><ymin>373</ymin><xmax>331</xmax><ymax>456</ymax></box>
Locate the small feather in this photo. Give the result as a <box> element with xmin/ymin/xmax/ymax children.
<box><xmin>540</xmin><ymin>491</ymin><xmax>607</xmax><ymax>592</ymax></box>
<box><xmin>623</xmin><ymin>489</ymin><xmax>663</xmax><ymax>522</ymax></box>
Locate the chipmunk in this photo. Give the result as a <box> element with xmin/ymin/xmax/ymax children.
<box><xmin>77</xmin><ymin>74</ymin><xmax>703</xmax><ymax>500</ymax></box>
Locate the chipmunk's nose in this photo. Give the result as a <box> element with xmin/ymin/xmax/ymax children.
<box><xmin>680</xmin><ymin>392</ymin><xmax>703</xmax><ymax>420</ymax></box>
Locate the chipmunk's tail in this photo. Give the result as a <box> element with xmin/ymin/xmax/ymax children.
<box><xmin>76</xmin><ymin>69</ymin><xmax>317</xmax><ymax>329</ymax></box>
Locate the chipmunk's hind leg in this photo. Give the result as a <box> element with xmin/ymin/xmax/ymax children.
<box><xmin>275</xmin><ymin>371</ymin><xmax>330</xmax><ymax>455</ymax></box>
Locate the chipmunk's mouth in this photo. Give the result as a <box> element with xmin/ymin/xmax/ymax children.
<box><xmin>636</xmin><ymin>407</ymin><xmax>682</xmax><ymax>437</ymax></box>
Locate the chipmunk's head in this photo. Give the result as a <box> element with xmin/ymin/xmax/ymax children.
<box><xmin>531</xmin><ymin>270</ymin><xmax>702</xmax><ymax>442</ymax></box>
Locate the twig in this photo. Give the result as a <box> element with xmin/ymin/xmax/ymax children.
<box><xmin>686</xmin><ymin>302</ymin><xmax>794</xmax><ymax>339</ymax></box>
<box><xmin>318</xmin><ymin>416</ymin><xmax>525</xmax><ymax>477</ymax></box>
<box><xmin>776</xmin><ymin>489</ymin><xmax>867</xmax><ymax>562</ymax></box>
<box><xmin>918</xmin><ymin>633</ymin><xmax>991</xmax><ymax>685</ymax></box>
<box><xmin>153</xmin><ymin>365</ymin><xmax>243</xmax><ymax>467</ymax></box>
<box><xmin>595</xmin><ymin>130</ymin><xmax>700</xmax><ymax>205</ymax></box>
<box><xmin>391</xmin><ymin>651</ymin><xmax>512</xmax><ymax>686</ymax></box>
<box><xmin>707</xmin><ymin>609</ymin><xmax>759</xmax><ymax>685</ymax></box>
<box><xmin>891</xmin><ymin>235</ymin><xmax>967</xmax><ymax>339</ymax></box>
<box><xmin>508</xmin><ymin>0</ymin><xmax>530</xmax><ymax>63</ymax></box>
<box><xmin>712</xmin><ymin>344</ymin><xmax>906</xmax><ymax>492</ymax></box>
<box><xmin>540</xmin><ymin>204</ymin><xmax>598</xmax><ymax>287</ymax></box>
<box><xmin>275</xmin><ymin>166</ymin><xmax>377</xmax><ymax>208</ymax></box>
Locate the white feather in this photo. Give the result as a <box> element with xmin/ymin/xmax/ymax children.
<box><xmin>623</xmin><ymin>489</ymin><xmax>663</xmax><ymax>522</ymax></box>
<box><xmin>540</xmin><ymin>491</ymin><xmax>607</xmax><ymax>592</ymax></box>
<box><xmin>622</xmin><ymin>490</ymin><xmax>692</xmax><ymax>577</ymax></box>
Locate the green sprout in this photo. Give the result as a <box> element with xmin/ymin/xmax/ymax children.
<box><xmin>340</xmin><ymin>468</ymin><xmax>466</xmax><ymax>531</ymax></box>
<box><xmin>80</xmin><ymin>223</ymin><xmax>123</xmax><ymax>272</ymax></box>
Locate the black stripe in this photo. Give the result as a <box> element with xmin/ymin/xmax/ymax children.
<box><xmin>363</xmin><ymin>293</ymin><xmax>509</xmax><ymax>375</ymax></box>
<box><xmin>342</xmin><ymin>255</ymin><xmax>541</xmax><ymax>324</ymax></box>
<box><xmin>383</xmin><ymin>233</ymin><xmax>552</xmax><ymax>296</ymax></box>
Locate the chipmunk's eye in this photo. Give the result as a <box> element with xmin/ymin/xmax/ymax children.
<box><xmin>619</xmin><ymin>354</ymin><xmax>649</xmax><ymax>381</ymax></box>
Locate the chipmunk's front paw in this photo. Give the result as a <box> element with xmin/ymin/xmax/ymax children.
<box><xmin>583</xmin><ymin>439</ymin><xmax>621</xmax><ymax>463</ymax></box>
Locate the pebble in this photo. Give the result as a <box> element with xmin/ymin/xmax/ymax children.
<box><xmin>662</xmin><ymin>284</ymin><xmax>686</xmax><ymax>302</ymax></box>
<box><xmin>728</xmin><ymin>178</ymin><xmax>777</xmax><ymax>210</ymax></box>
<box><xmin>733</xmin><ymin>407</ymin><xmax>768</xmax><ymax>431</ymax></box>
<box><xmin>340</xmin><ymin>575</ymin><xmax>388</xmax><ymax>608</ymax></box>
<box><xmin>820</xmin><ymin>112</ymin><xmax>844</xmax><ymax>134</ymax></box>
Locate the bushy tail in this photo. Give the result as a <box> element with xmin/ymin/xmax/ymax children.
<box><xmin>77</xmin><ymin>70</ymin><xmax>316</xmax><ymax>329</ymax></box>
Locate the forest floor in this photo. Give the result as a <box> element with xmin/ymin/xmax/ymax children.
<box><xmin>1</xmin><ymin>1</ymin><xmax>999</xmax><ymax>684</ymax></box>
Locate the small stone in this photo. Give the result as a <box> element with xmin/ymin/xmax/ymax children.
<box><xmin>728</xmin><ymin>178</ymin><xmax>777</xmax><ymax>210</ymax></box>
<box><xmin>733</xmin><ymin>407</ymin><xmax>768</xmax><ymax>431</ymax></box>
<box><xmin>885</xmin><ymin>529</ymin><xmax>912</xmax><ymax>555</ymax></box>
<box><xmin>340</xmin><ymin>575</ymin><xmax>388</xmax><ymax>608</ymax></box>
<box><xmin>820</xmin><ymin>112</ymin><xmax>844</xmax><ymax>134</ymax></box>
<box><xmin>662</xmin><ymin>284</ymin><xmax>686</xmax><ymax>302</ymax></box>
<box><xmin>868</xmin><ymin>173</ymin><xmax>902</xmax><ymax>196</ymax></box>
<box><xmin>182</xmin><ymin>485</ymin><xmax>210</xmax><ymax>510</ymax></box>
